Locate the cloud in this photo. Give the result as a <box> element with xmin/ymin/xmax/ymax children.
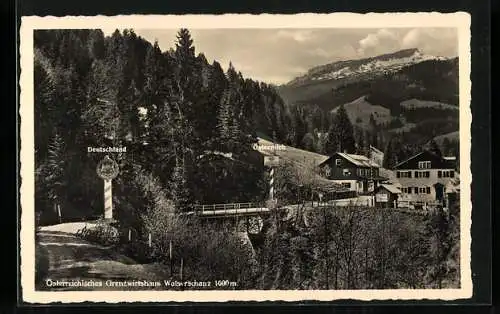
<box><xmin>276</xmin><ymin>30</ymin><xmax>314</xmax><ymax>43</ymax></box>
<box><xmin>401</xmin><ymin>28</ymin><xmax>457</xmax><ymax>56</ymax></box>
<box><xmin>357</xmin><ymin>28</ymin><xmax>401</xmax><ymax>57</ymax></box>
<box><xmin>355</xmin><ymin>28</ymin><xmax>458</xmax><ymax>58</ymax></box>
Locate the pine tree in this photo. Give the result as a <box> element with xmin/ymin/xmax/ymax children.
<box><xmin>429</xmin><ymin>139</ymin><xmax>443</xmax><ymax>157</ymax></box>
<box><xmin>301</xmin><ymin>133</ymin><xmax>315</xmax><ymax>151</ymax></box>
<box><xmin>442</xmin><ymin>138</ymin><xmax>452</xmax><ymax>156</ymax></box>
<box><xmin>44</xmin><ymin>131</ymin><xmax>67</xmax><ymax>207</ymax></box>
<box><xmin>34</xmin><ymin>53</ymin><xmax>57</xmax><ymax>163</ymax></box>
<box><xmin>325</xmin><ymin>105</ymin><xmax>356</xmax><ymax>154</ymax></box>
<box><xmin>355</xmin><ymin>127</ymin><xmax>366</xmax><ymax>155</ymax></box>
<box><xmin>369</xmin><ymin>114</ymin><xmax>378</xmax><ymax>148</ymax></box>
<box><xmin>173</xmin><ymin>28</ymin><xmax>203</xmax><ymax>152</ymax></box>
<box><xmin>199</xmin><ymin>60</ymin><xmax>228</xmax><ymax>148</ymax></box>
<box><xmin>170</xmin><ymin>160</ymin><xmax>192</xmax><ymax>212</ymax></box>
<box><xmin>217</xmin><ymin>87</ymin><xmax>241</xmax><ymax>153</ymax></box>
<box><xmin>382</xmin><ymin>137</ymin><xmax>398</xmax><ymax>169</ymax></box>
<box><xmin>291</xmin><ymin>106</ymin><xmax>307</xmax><ymax>148</ymax></box>
<box><xmin>175</xmin><ymin>28</ymin><xmax>195</xmax><ymax>62</ymax></box>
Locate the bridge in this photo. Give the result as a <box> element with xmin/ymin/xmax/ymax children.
<box><xmin>183</xmin><ymin>199</ymin><xmax>430</xmax><ymax>219</ymax></box>
<box><xmin>184</xmin><ymin>202</ymin><xmax>272</xmax><ymax>218</ymax></box>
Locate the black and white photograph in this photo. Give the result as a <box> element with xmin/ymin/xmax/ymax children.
<box><xmin>19</xmin><ymin>13</ymin><xmax>472</xmax><ymax>302</ymax></box>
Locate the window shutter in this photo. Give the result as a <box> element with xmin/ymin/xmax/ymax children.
<box><xmin>397</xmin><ymin>171</ymin><xmax>400</xmax><ymax>178</ymax></box>
<box><xmin>408</xmin><ymin>171</ymin><xmax>412</xmax><ymax>178</ymax></box>
<box><xmin>438</xmin><ymin>171</ymin><xmax>442</xmax><ymax>178</ymax></box>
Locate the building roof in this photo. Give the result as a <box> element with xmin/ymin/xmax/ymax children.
<box><xmin>379</xmin><ymin>184</ymin><xmax>402</xmax><ymax>194</ymax></box>
<box><xmin>369</xmin><ymin>145</ymin><xmax>384</xmax><ymax>155</ymax></box>
<box><xmin>336</xmin><ymin>152</ymin><xmax>380</xmax><ymax>168</ymax></box>
<box><xmin>393</xmin><ymin>150</ymin><xmax>455</xmax><ymax>169</ymax></box>
<box><xmin>393</xmin><ymin>151</ymin><xmax>426</xmax><ymax>169</ymax></box>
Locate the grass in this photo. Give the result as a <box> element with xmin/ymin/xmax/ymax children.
<box><xmin>256</xmin><ymin>137</ymin><xmax>329</xmax><ymax>167</ymax></box>
<box><xmin>332</xmin><ymin>95</ymin><xmax>392</xmax><ymax>129</ymax></box>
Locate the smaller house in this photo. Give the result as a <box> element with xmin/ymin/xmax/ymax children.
<box><xmin>373</xmin><ymin>184</ymin><xmax>401</xmax><ymax>208</ymax></box>
<box><xmin>318</xmin><ymin>152</ymin><xmax>387</xmax><ymax>194</ymax></box>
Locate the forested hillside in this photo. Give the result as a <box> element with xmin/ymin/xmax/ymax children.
<box><xmin>34</xmin><ymin>28</ymin><xmax>277</xmax><ymax>222</ymax></box>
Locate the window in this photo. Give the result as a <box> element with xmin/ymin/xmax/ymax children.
<box><xmin>407</xmin><ymin>187</ymin><xmax>412</xmax><ymax>194</ymax></box>
<box><xmin>419</xmin><ymin>187</ymin><xmax>426</xmax><ymax>193</ymax></box>
<box><xmin>343</xmin><ymin>169</ymin><xmax>350</xmax><ymax>176</ymax></box>
<box><xmin>324</xmin><ymin>167</ymin><xmax>331</xmax><ymax>177</ymax></box>
<box><xmin>335</xmin><ymin>159</ymin><xmax>341</xmax><ymax>166</ymax></box>
<box><xmin>342</xmin><ymin>182</ymin><xmax>351</xmax><ymax>189</ymax></box>
<box><xmin>439</xmin><ymin>170</ymin><xmax>455</xmax><ymax>178</ymax></box>
<box><xmin>426</xmin><ymin>187</ymin><xmax>431</xmax><ymax>194</ymax></box>
<box><xmin>414</xmin><ymin>187</ymin><xmax>419</xmax><ymax>194</ymax></box>
<box><xmin>398</xmin><ymin>171</ymin><xmax>414</xmax><ymax>178</ymax></box>
<box><xmin>418</xmin><ymin>161</ymin><xmax>431</xmax><ymax>169</ymax></box>
<box><xmin>415</xmin><ymin>171</ymin><xmax>431</xmax><ymax>178</ymax></box>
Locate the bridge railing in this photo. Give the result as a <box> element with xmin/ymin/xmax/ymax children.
<box><xmin>193</xmin><ymin>202</ymin><xmax>268</xmax><ymax>216</ymax></box>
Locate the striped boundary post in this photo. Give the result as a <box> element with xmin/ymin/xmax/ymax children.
<box><xmin>269</xmin><ymin>167</ymin><xmax>275</xmax><ymax>201</ymax></box>
<box><xmin>104</xmin><ymin>179</ymin><xmax>113</xmax><ymax>219</ymax></box>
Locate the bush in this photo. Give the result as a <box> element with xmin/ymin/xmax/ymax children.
<box><xmin>119</xmin><ymin>240</ymin><xmax>154</xmax><ymax>264</ymax></box>
<box><xmin>76</xmin><ymin>220</ymin><xmax>119</xmax><ymax>246</ymax></box>
<box><xmin>140</xmin><ymin>197</ymin><xmax>258</xmax><ymax>287</ymax></box>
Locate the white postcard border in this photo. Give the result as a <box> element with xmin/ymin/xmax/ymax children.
<box><xmin>19</xmin><ymin>12</ymin><xmax>472</xmax><ymax>303</ymax></box>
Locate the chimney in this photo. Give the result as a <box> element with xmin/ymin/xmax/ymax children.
<box><xmin>343</xmin><ymin>149</ymin><xmax>347</xmax><ymax>154</ymax></box>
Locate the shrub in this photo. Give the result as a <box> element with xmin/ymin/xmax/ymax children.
<box><xmin>120</xmin><ymin>240</ymin><xmax>154</xmax><ymax>264</ymax></box>
<box><xmin>76</xmin><ymin>220</ymin><xmax>119</xmax><ymax>246</ymax></box>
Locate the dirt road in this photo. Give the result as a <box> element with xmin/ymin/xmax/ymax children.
<box><xmin>36</xmin><ymin>226</ymin><xmax>169</xmax><ymax>291</ymax></box>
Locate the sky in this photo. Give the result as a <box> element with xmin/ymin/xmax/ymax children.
<box><xmin>106</xmin><ymin>28</ymin><xmax>458</xmax><ymax>85</ymax></box>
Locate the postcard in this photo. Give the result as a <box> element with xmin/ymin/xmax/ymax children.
<box><xmin>19</xmin><ymin>12</ymin><xmax>472</xmax><ymax>303</ymax></box>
